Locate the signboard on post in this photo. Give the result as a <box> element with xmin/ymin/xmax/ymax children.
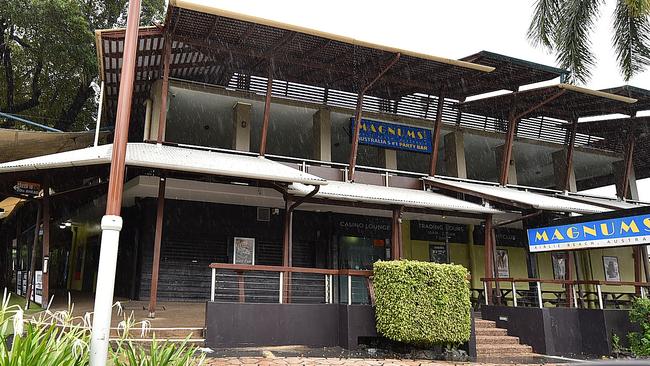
<box><xmin>351</xmin><ymin>118</ymin><xmax>432</xmax><ymax>153</ymax></box>
<box><xmin>13</xmin><ymin>181</ymin><xmax>41</xmax><ymax>196</ymax></box>
<box><xmin>527</xmin><ymin>210</ymin><xmax>650</xmax><ymax>252</ymax></box>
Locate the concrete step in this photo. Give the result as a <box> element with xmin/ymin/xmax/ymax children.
<box><xmin>109</xmin><ymin>338</ymin><xmax>205</xmax><ymax>347</ymax></box>
<box><xmin>476</xmin><ymin>354</ymin><xmax>546</xmax><ymax>364</ymax></box>
<box><xmin>476</xmin><ymin>344</ymin><xmax>534</xmax><ymax>355</ymax></box>
<box><xmin>475</xmin><ymin>327</ymin><xmax>508</xmax><ymax>336</ymax></box>
<box><xmin>109</xmin><ymin>327</ymin><xmax>204</xmax><ymax>339</ymax></box>
<box><xmin>474</xmin><ymin>319</ymin><xmax>496</xmax><ymax>328</ymax></box>
<box><xmin>476</xmin><ymin>335</ymin><xmax>520</xmax><ymax>344</ymax></box>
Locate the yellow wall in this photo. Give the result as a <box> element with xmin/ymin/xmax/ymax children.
<box><xmin>588</xmin><ymin>246</ymin><xmax>637</xmax><ymax>293</ymax></box>
<box><xmin>67</xmin><ymin>226</ymin><xmax>88</xmax><ymax>291</ymax></box>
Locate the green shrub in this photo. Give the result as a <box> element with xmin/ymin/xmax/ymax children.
<box><xmin>373</xmin><ymin>260</ymin><xmax>471</xmax><ymax>346</ymax></box>
<box><xmin>629</xmin><ymin>297</ymin><xmax>650</xmax><ymax>356</ymax></box>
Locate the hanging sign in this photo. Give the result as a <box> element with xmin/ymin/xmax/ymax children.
<box><xmin>233</xmin><ymin>237</ymin><xmax>255</xmax><ymax>265</ymax></box>
<box><xmin>527</xmin><ymin>212</ymin><xmax>650</xmax><ymax>252</ymax></box>
<box><xmin>351</xmin><ymin>118</ymin><xmax>432</xmax><ymax>153</ymax></box>
<box><xmin>410</xmin><ymin>221</ymin><xmax>469</xmax><ymax>243</ymax></box>
<box><xmin>13</xmin><ymin>181</ymin><xmax>41</xmax><ymax>196</ymax></box>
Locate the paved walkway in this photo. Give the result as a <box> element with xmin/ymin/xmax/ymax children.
<box><xmin>205</xmin><ymin>357</ymin><xmax>555</xmax><ymax>365</ymax></box>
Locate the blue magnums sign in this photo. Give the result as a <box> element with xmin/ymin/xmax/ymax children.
<box><xmin>351</xmin><ymin>118</ymin><xmax>432</xmax><ymax>153</ymax></box>
<box><xmin>527</xmin><ymin>212</ymin><xmax>650</xmax><ymax>252</ymax></box>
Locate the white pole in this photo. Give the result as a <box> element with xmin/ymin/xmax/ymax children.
<box><xmin>347</xmin><ymin>275</ymin><xmax>352</xmax><ymax>305</ymax></box>
<box><xmin>279</xmin><ymin>272</ymin><xmax>283</xmax><ymax>304</ymax></box>
<box><xmin>210</xmin><ymin>268</ymin><xmax>215</xmax><ymax>302</ymax></box>
<box><xmin>597</xmin><ymin>284</ymin><xmax>604</xmax><ymax>309</ymax></box>
<box><xmin>329</xmin><ymin>275</ymin><xmax>333</xmax><ymax>304</ymax></box>
<box><xmin>89</xmin><ymin>215</ymin><xmax>122</xmax><ymax>365</ymax></box>
<box><xmin>511</xmin><ymin>282</ymin><xmax>517</xmax><ymax>307</ymax></box>
<box><xmin>572</xmin><ymin>284</ymin><xmax>578</xmax><ymax>308</ymax></box>
<box><xmin>94</xmin><ymin>81</ymin><xmax>105</xmax><ymax>147</ymax></box>
<box><xmin>143</xmin><ymin>99</ymin><xmax>152</xmax><ymax>141</ymax></box>
<box><xmin>324</xmin><ymin>274</ymin><xmax>329</xmax><ymax>303</ymax></box>
<box><xmin>537</xmin><ymin>281</ymin><xmax>543</xmax><ymax>308</ymax></box>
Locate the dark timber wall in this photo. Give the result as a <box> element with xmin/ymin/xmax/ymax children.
<box><xmin>205</xmin><ymin>302</ymin><xmax>377</xmax><ymax>349</ymax></box>
<box><xmin>481</xmin><ymin>305</ymin><xmax>640</xmax><ymax>357</ymax></box>
<box><xmin>136</xmin><ymin>200</ymin><xmax>330</xmax><ymax>301</ymax></box>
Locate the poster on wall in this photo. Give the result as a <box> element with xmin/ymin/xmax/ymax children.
<box><xmin>22</xmin><ymin>271</ymin><xmax>27</xmax><ymax>295</ymax></box>
<box><xmin>603</xmin><ymin>256</ymin><xmax>621</xmax><ymax>282</ymax></box>
<box><xmin>16</xmin><ymin>270</ymin><xmax>22</xmax><ymax>296</ymax></box>
<box><xmin>552</xmin><ymin>253</ymin><xmax>567</xmax><ymax>280</ymax></box>
<box><xmin>233</xmin><ymin>237</ymin><xmax>255</xmax><ymax>265</ymax></box>
<box><xmin>429</xmin><ymin>245</ymin><xmax>448</xmax><ymax>264</ymax></box>
<box><xmin>34</xmin><ymin>271</ymin><xmax>43</xmax><ymax>305</ymax></box>
<box><xmin>496</xmin><ymin>249</ymin><xmax>510</xmax><ymax>278</ymax></box>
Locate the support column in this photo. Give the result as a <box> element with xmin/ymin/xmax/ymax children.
<box><xmin>232</xmin><ymin>102</ymin><xmax>252</xmax><ymax>152</ymax></box>
<box><xmin>483</xmin><ymin>215</ymin><xmax>494</xmax><ymax>305</ymax></box>
<box><xmin>382</xmin><ymin>150</ymin><xmax>398</xmax><ymax>170</ymax></box>
<box><xmin>444</xmin><ymin>131</ymin><xmax>467</xmax><ymax>179</ymax></box>
<box><xmin>42</xmin><ymin>181</ymin><xmax>50</xmax><ymax>306</ymax></box>
<box><xmin>89</xmin><ymin>0</ymin><xmax>140</xmax><ymax>363</ymax></box>
<box><xmin>613</xmin><ymin>162</ymin><xmax>639</xmax><ymax>200</ymax></box>
<box><xmin>429</xmin><ymin>95</ymin><xmax>445</xmax><ymax>176</ymax></box>
<box><xmin>259</xmin><ymin>62</ymin><xmax>274</xmax><ymax>156</ymax></box>
<box><xmin>282</xmin><ymin>199</ymin><xmax>293</xmax><ymax>303</ymax></box>
<box><xmin>156</xmin><ymin>36</ymin><xmax>171</xmax><ymax>143</ymax></box>
<box><xmin>552</xmin><ymin>150</ymin><xmax>577</xmax><ymax>192</ymax></box>
<box><xmin>391</xmin><ymin>207</ymin><xmax>403</xmax><ymax>260</ymax></box>
<box><xmin>26</xmin><ymin>201</ymin><xmax>42</xmax><ymax>309</ymax></box>
<box><xmin>495</xmin><ymin>144</ymin><xmax>517</xmax><ymax>185</ymax></box>
<box><xmin>566</xmin><ymin>252</ymin><xmax>574</xmax><ymax>306</ymax></box>
<box><xmin>312</xmin><ymin>108</ymin><xmax>331</xmax><ymax>161</ymax></box>
<box><xmin>148</xmin><ymin>177</ymin><xmax>166</xmax><ymax>318</ymax></box>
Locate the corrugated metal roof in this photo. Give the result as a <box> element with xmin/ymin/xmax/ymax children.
<box><xmin>424</xmin><ymin>177</ymin><xmax>609</xmax><ymax>214</ymax></box>
<box><xmin>558</xmin><ymin>193</ymin><xmax>647</xmax><ymax>210</ymax></box>
<box><xmin>0</xmin><ymin>143</ymin><xmax>327</xmax><ymax>186</ymax></box>
<box><xmin>288</xmin><ymin>181</ymin><xmax>502</xmax><ymax>214</ymax></box>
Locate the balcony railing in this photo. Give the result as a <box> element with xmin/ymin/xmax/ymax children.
<box><xmin>209</xmin><ymin>263</ymin><xmax>373</xmax><ymax>305</ymax></box>
<box><xmin>481</xmin><ymin>277</ymin><xmax>650</xmax><ymax>309</ymax></box>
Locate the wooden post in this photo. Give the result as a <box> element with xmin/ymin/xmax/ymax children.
<box><xmin>563</xmin><ymin>119</ymin><xmax>578</xmax><ymax>191</ymax></box>
<box><xmin>282</xmin><ymin>199</ymin><xmax>292</xmax><ymax>303</ymax></box>
<box><xmin>25</xmin><ymin>201</ymin><xmax>42</xmax><ymax>309</ymax></box>
<box><xmin>391</xmin><ymin>206</ymin><xmax>403</xmax><ymax>260</ymax></box>
<box><xmin>156</xmin><ymin>36</ymin><xmax>172</xmax><ymax>143</ymax></box>
<box><xmin>42</xmin><ymin>181</ymin><xmax>51</xmax><ymax>306</ymax></box>
<box><xmin>429</xmin><ymin>95</ymin><xmax>445</xmax><ymax>176</ymax></box>
<box><xmin>148</xmin><ymin>177</ymin><xmax>166</xmax><ymax>318</ymax></box>
<box><xmin>259</xmin><ymin>61</ymin><xmax>274</xmax><ymax>156</ymax></box>
<box><xmin>566</xmin><ymin>252</ymin><xmax>574</xmax><ymax>306</ymax></box>
<box><xmin>483</xmin><ymin>215</ymin><xmax>494</xmax><ymax>305</ymax></box>
<box><xmin>499</xmin><ymin>116</ymin><xmax>518</xmax><ymax>186</ymax></box>
<box><xmin>621</xmin><ymin>131</ymin><xmax>636</xmax><ymax>199</ymax></box>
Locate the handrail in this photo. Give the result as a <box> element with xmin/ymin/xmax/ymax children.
<box><xmin>208</xmin><ymin>263</ymin><xmax>372</xmax><ymax>277</ymax></box>
<box><xmin>480</xmin><ymin>277</ymin><xmax>650</xmax><ymax>287</ymax></box>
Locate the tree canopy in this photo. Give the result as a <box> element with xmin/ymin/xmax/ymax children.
<box><xmin>0</xmin><ymin>0</ymin><xmax>164</xmax><ymax>131</ymax></box>
<box><xmin>528</xmin><ymin>0</ymin><xmax>650</xmax><ymax>84</ymax></box>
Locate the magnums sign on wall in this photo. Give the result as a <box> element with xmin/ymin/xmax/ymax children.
<box><xmin>351</xmin><ymin>118</ymin><xmax>432</xmax><ymax>153</ymax></box>
<box><xmin>527</xmin><ymin>211</ymin><xmax>650</xmax><ymax>252</ymax></box>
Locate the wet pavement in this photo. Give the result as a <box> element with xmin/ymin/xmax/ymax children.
<box><xmin>204</xmin><ymin>357</ymin><xmax>557</xmax><ymax>365</ymax></box>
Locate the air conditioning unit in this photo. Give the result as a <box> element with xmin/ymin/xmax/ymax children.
<box><xmin>257</xmin><ymin>207</ymin><xmax>271</xmax><ymax>222</ymax></box>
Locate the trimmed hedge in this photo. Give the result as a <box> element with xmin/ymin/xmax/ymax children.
<box><xmin>373</xmin><ymin>260</ymin><xmax>471</xmax><ymax>346</ymax></box>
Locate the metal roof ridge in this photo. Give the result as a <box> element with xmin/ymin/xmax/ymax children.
<box><xmin>463</xmin><ymin>50</ymin><xmax>568</xmax><ymax>75</ymax></box>
<box><xmin>168</xmin><ymin>0</ymin><xmax>494</xmax><ymax>73</ymax></box>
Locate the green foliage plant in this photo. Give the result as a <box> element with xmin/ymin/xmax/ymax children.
<box><xmin>0</xmin><ymin>289</ymin><xmax>205</xmax><ymax>365</ymax></box>
<box><xmin>629</xmin><ymin>297</ymin><xmax>650</xmax><ymax>356</ymax></box>
<box><xmin>373</xmin><ymin>260</ymin><xmax>471</xmax><ymax>346</ymax></box>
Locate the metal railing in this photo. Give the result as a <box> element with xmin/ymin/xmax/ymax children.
<box><xmin>481</xmin><ymin>277</ymin><xmax>650</xmax><ymax>310</ymax></box>
<box><xmin>209</xmin><ymin>263</ymin><xmax>373</xmax><ymax>305</ymax></box>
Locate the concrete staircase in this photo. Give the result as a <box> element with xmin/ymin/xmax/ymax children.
<box><xmin>109</xmin><ymin>327</ymin><xmax>205</xmax><ymax>347</ymax></box>
<box><xmin>475</xmin><ymin>318</ymin><xmax>542</xmax><ymax>363</ymax></box>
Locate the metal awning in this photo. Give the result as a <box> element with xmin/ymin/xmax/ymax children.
<box><xmin>288</xmin><ymin>181</ymin><xmax>502</xmax><ymax>215</ymax></box>
<box><xmin>556</xmin><ymin>193</ymin><xmax>646</xmax><ymax>210</ymax></box>
<box><xmin>458</xmin><ymin>84</ymin><xmax>638</xmax><ymax>121</ymax></box>
<box><xmin>0</xmin><ymin>143</ymin><xmax>327</xmax><ymax>186</ymax></box>
<box><xmin>0</xmin><ymin>197</ymin><xmax>24</xmax><ymax>219</ymax></box>
<box><xmin>423</xmin><ymin>177</ymin><xmax>608</xmax><ymax>214</ymax></box>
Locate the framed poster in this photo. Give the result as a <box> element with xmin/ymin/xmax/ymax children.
<box><xmin>34</xmin><ymin>271</ymin><xmax>43</xmax><ymax>305</ymax></box>
<box><xmin>496</xmin><ymin>249</ymin><xmax>510</xmax><ymax>278</ymax></box>
<box><xmin>552</xmin><ymin>253</ymin><xmax>567</xmax><ymax>280</ymax></box>
<box><xmin>603</xmin><ymin>256</ymin><xmax>621</xmax><ymax>282</ymax></box>
<box><xmin>429</xmin><ymin>244</ymin><xmax>448</xmax><ymax>264</ymax></box>
<box><xmin>233</xmin><ymin>237</ymin><xmax>255</xmax><ymax>265</ymax></box>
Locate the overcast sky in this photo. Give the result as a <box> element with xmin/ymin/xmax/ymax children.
<box><xmin>188</xmin><ymin>0</ymin><xmax>650</xmax><ymax>199</ymax></box>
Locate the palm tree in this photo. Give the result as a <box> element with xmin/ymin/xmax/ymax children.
<box><xmin>528</xmin><ymin>0</ymin><xmax>650</xmax><ymax>83</ymax></box>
